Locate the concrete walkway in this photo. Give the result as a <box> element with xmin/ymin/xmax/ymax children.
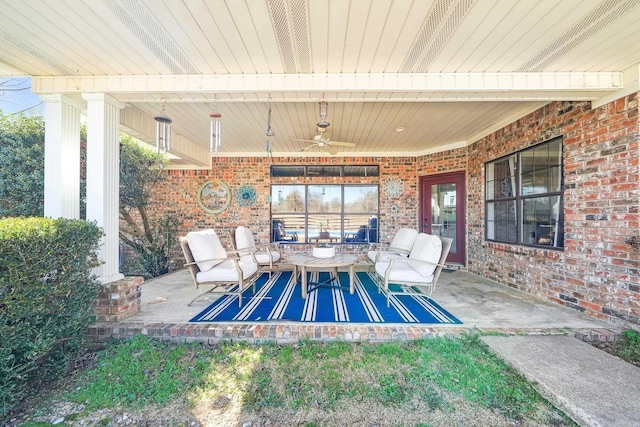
<box><xmin>482</xmin><ymin>335</ymin><xmax>640</xmax><ymax>427</ymax></box>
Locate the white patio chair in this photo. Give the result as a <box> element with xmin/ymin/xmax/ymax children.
<box><xmin>367</xmin><ymin>227</ymin><xmax>419</xmax><ymax>263</ymax></box>
<box><xmin>231</xmin><ymin>226</ymin><xmax>282</xmax><ymax>277</ymax></box>
<box><xmin>179</xmin><ymin>229</ymin><xmax>258</xmax><ymax>306</ymax></box>
<box><xmin>373</xmin><ymin>234</ymin><xmax>452</xmax><ymax>306</ymax></box>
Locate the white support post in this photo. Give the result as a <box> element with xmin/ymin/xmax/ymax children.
<box><xmin>82</xmin><ymin>93</ymin><xmax>125</xmax><ymax>283</ymax></box>
<box><xmin>41</xmin><ymin>94</ymin><xmax>82</xmax><ymax>219</ymax></box>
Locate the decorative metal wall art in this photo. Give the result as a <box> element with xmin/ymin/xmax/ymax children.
<box><xmin>383</xmin><ymin>176</ymin><xmax>404</xmax><ymax>198</ymax></box>
<box><xmin>236</xmin><ymin>185</ymin><xmax>257</xmax><ymax>207</ymax></box>
<box><xmin>228</xmin><ymin>211</ymin><xmax>240</xmax><ymax>223</ymax></box>
<box><xmin>197</xmin><ymin>180</ymin><xmax>231</xmax><ymax>214</ymax></box>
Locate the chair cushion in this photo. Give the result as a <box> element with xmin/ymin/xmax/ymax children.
<box><xmin>235</xmin><ymin>226</ymin><xmax>256</xmax><ymax>251</ymax></box>
<box><xmin>186</xmin><ymin>229</ymin><xmax>227</xmax><ymax>272</ymax></box>
<box><xmin>389</xmin><ymin>228</ymin><xmax>419</xmax><ymax>253</ymax></box>
<box><xmin>255</xmin><ymin>250</ymin><xmax>281</xmax><ymax>264</ymax></box>
<box><xmin>374</xmin><ymin>259</ymin><xmax>434</xmax><ymax>284</ymax></box>
<box><xmin>196</xmin><ymin>258</ymin><xmax>258</xmax><ymax>282</ymax></box>
<box><xmin>408</xmin><ymin>233</ymin><xmax>442</xmax><ymax>277</ymax></box>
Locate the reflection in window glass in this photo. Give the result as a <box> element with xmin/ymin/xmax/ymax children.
<box><xmin>486</xmin><ymin>155</ymin><xmax>516</xmax><ymax>199</ymax></box>
<box><xmin>308</xmin><ymin>185</ymin><xmax>341</xmax><ymax>213</ymax></box>
<box><xmin>271</xmin><ymin>185</ymin><xmax>305</xmax><ymax>214</ymax></box>
<box><xmin>344</xmin><ymin>186</ymin><xmax>378</xmax><ymax>213</ymax></box>
<box><xmin>270</xmin><ymin>166</ymin><xmax>306</xmax><ymax>177</ymax></box>
<box><xmin>307</xmin><ymin>166</ymin><xmax>342</xmax><ymax>177</ymax></box>
<box><xmin>343</xmin><ymin>165</ymin><xmax>379</xmax><ymax>176</ymax></box>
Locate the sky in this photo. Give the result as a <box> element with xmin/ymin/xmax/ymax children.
<box><xmin>0</xmin><ymin>76</ymin><xmax>44</xmax><ymax>115</ymax></box>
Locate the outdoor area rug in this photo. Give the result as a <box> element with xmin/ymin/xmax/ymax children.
<box><xmin>190</xmin><ymin>270</ymin><xmax>462</xmax><ymax>324</ymax></box>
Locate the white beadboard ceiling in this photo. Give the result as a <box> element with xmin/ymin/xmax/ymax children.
<box><xmin>1</xmin><ymin>0</ymin><xmax>639</xmax><ymax>167</ymax></box>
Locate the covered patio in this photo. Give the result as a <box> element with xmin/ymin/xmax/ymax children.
<box><xmin>88</xmin><ymin>267</ymin><xmax>621</xmax><ymax>344</ymax></box>
<box><xmin>1</xmin><ymin>0</ymin><xmax>638</xmax><ymax>332</ymax></box>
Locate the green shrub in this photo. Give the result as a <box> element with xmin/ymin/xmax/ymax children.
<box><xmin>0</xmin><ymin>217</ymin><xmax>103</xmax><ymax>416</ymax></box>
<box><xmin>619</xmin><ymin>329</ymin><xmax>640</xmax><ymax>365</ymax></box>
<box><xmin>0</xmin><ymin>113</ymin><xmax>45</xmax><ymax>217</ymax></box>
<box><xmin>119</xmin><ymin>137</ymin><xmax>177</xmax><ymax>278</ymax></box>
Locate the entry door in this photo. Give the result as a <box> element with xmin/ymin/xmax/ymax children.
<box><xmin>420</xmin><ymin>172</ymin><xmax>465</xmax><ymax>265</ymax></box>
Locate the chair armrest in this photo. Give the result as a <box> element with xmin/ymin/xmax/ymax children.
<box><xmin>225</xmin><ymin>249</ymin><xmax>244</xmax><ymax>257</ymax></box>
<box><xmin>368</xmin><ymin>242</ymin><xmax>389</xmax><ymax>250</ymax></box>
<box><xmin>387</xmin><ymin>258</ymin><xmax>442</xmax><ymax>266</ymax></box>
<box><xmin>184</xmin><ymin>256</ymin><xmax>230</xmax><ymax>267</ymax></box>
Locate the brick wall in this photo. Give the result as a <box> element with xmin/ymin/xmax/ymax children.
<box><xmin>140</xmin><ymin>94</ymin><xmax>639</xmax><ymax>330</ymax></box>
<box><xmin>144</xmin><ymin>156</ymin><xmax>420</xmax><ymax>265</ymax></box>
<box><xmin>466</xmin><ymin>97</ymin><xmax>639</xmax><ymax>328</ymax></box>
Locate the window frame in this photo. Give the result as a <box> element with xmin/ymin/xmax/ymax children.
<box><xmin>270</xmin><ymin>184</ymin><xmax>379</xmax><ymax>244</ymax></box>
<box><xmin>484</xmin><ymin>136</ymin><xmax>564</xmax><ymax>249</ymax></box>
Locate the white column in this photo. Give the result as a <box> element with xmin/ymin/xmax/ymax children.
<box><xmin>41</xmin><ymin>94</ymin><xmax>82</xmax><ymax>219</ymax></box>
<box><xmin>82</xmin><ymin>93</ymin><xmax>125</xmax><ymax>283</ymax></box>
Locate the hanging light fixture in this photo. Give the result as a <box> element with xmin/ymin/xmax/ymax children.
<box><xmin>154</xmin><ymin>99</ymin><xmax>172</xmax><ymax>153</ymax></box>
<box><xmin>265</xmin><ymin>98</ymin><xmax>275</xmax><ymax>159</ymax></box>
<box><xmin>209</xmin><ymin>97</ymin><xmax>222</xmax><ymax>153</ymax></box>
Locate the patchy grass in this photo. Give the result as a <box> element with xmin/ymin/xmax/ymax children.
<box><xmin>594</xmin><ymin>329</ymin><xmax>640</xmax><ymax>367</ymax></box>
<box><xmin>7</xmin><ymin>334</ymin><xmax>577</xmax><ymax>427</ymax></box>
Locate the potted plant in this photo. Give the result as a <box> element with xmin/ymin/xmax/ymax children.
<box><xmin>318</xmin><ymin>221</ymin><xmax>330</xmax><ymax>239</ymax></box>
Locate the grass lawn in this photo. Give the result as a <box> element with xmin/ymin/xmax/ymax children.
<box><xmin>11</xmin><ymin>333</ymin><xmax>582</xmax><ymax>427</ymax></box>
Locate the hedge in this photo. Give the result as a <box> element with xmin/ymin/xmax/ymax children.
<box><xmin>0</xmin><ymin>217</ymin><xmax>103</xmax><ymax>416</ymax></box>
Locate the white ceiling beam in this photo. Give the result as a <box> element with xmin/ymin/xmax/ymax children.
<box><xmin>32</xmin><ymin>72</ymin><xmax>623</xmax><ymax>101</ymax></box>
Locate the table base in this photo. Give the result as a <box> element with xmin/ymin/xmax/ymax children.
<box><xmin>292</xmin><ymin>265</ymin><xmax>355</xmax><ymax>298</ymax></box>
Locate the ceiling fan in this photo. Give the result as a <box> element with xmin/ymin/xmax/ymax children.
<box><xmin>294</xmin><ymin>133</ymin><xmax>356</xmax><ymax>155</ymax></box>
<box><xmin>292</xmin><ymin>100</ymin><xmax>356</xmax><ymax>154</ymax></box>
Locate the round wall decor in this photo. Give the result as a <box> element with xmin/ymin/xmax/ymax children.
<box><xmin>383</xmin><ymin>176</ymin><xmax>404</xmax><ymax>198</ymax></box>
<box><xmin>197</xmin><ymin>180</ymin><xmax>231</xmax><ymax>214</ymax></box>
<box><xmin>236</xmin><ymin>185</ymin><xmax>257</xmax><ymax>207</ymax></box>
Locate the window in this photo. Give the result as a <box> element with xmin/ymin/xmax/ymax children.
<box><xmin>270</xmin><ymin>165</ymin><xmax>379</xmax><ymax>177</ymax></box>
<box><xmin>271</xmin><ymin>184</ymin><xmax>379</xmax><ymax>244</ymax></box>
<box><xmin>485</xmin><ymin>137</ymin><xmax>564</xmax><ymax>248</ymax></box>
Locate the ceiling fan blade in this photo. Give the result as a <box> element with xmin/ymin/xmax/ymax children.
<box><xmin>326</xmin><ymin>145</ymin><xmax>338</xmax><ymax>155</ymax></box>
<box><xmin>292</xmin><ymin>138</ymin><xmax>317</xmax><ymax>144</ymax></box>
<box><xmin>328</xmin><ymin>140</ymin><xmax>356</xmax><ymax>147</ymax></box>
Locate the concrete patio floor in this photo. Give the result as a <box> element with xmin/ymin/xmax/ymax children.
<box><xmin>117</xmin><ymin>268</ymin><xmax>620</xmax><ymax>339</ymax></box>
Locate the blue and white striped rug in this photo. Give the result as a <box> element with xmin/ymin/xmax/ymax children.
<box><xmin>190</xmin><ymin>270</ymin><xmax>462</xmax><ymax>324</ymax></box>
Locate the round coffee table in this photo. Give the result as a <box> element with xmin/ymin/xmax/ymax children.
<box><xmin>287</xmin><ymin>253</ymin><xmax>357</xmax><ymax>299</ymax></box>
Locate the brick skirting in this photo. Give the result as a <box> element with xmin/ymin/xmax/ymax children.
<box><xmin>86</xmin><ymin>322</ymin><xmax>622</xmax><ymax>345</ymax></box>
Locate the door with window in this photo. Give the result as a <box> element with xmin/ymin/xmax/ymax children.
<box><xmin>420</xmin><ymin>172</ymin><xmax>465</xmax><ymax>264</ymax></box>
